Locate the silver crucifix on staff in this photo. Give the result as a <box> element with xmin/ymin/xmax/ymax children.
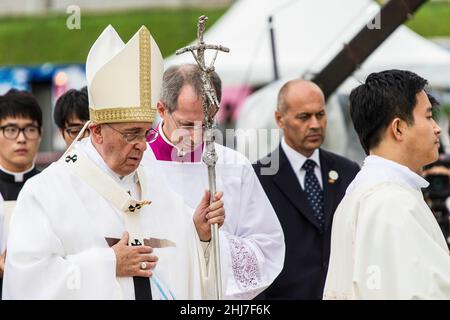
<box><xmin>176</xmin><ymin>15</ymin><xmax>229</xmax><ymax>300</ymax></box>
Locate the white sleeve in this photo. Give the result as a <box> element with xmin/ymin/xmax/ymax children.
<box><xmin>220</xmin><ymin>163</ymin><xmax>285</xmax><ymax>300</ymax></box>
<box><xmin>351</xmin><ymin>193</ymin><xmax>450</xmax><ymax>299</ymax></box>
<box><xmin>2</xmin><ymin>186</ymin><xmax>120</xmax><ymax>300</ymax></box>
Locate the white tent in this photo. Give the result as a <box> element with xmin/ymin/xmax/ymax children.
<box><xmin>165</xmin><ymin>0</ymin><xmax>450</xmax><ymax>88</ymax></box>
<box><xmin>227</xmin><ymin>0</ymin><xmax>450</xmax><ymax>163</ymax></box>
<box><xmin>165</xmin><ymin>0</ymin><xmax>450</xmax><ymax>162</ymax></box>
<box><xmin>235</xmin><ymin>28</ymin><xmax>450</xmax><ymax>162</ymax></box>
<box><xmin>166</xmin><ymin>0</ymin><xmax>377</xmax><ymax>86</ymax></box>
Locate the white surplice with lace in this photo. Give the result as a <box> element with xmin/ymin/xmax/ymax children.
<box><xmin>142</xmin><ymin>124</ymin><xmax>285</xmax><ymax>299</ymax></box>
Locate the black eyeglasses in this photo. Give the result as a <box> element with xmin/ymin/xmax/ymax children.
<box><xmin>0</xmin><ymin>125</ymin><xmax>41</xmax><ymax>140</ymax></box>
<box><xmin>64</xmin><ymin>126</ymin><xmax>90</xmax><ymax>139</ymax></box>
<box><xmin>104</xmin><ymin>124</ymin><xmax>159</xmax><ymax>144</ymax></box>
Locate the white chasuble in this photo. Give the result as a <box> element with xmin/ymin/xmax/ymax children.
<box><xmin>143</xmin><ymin>130</ymin><xmax>285</xmax><ymax>299</ymax></box>
<box><xmin>324</xmin><ymin>156</ymin><xmax>450</xmax><ymax>299</ymax></box>
<box><xmin>3</xmin><ymin>139</ymin><xmax>214</xmax><ymax>299</ymax></box>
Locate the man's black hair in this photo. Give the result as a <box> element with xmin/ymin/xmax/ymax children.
<box><xmin>53</xmin><ymin>87</ymin><xmax>89</xmax><ymax>129</ymax></box>
<box><xmin>349</xmin><ymin>69</ymin><xmax>435</xmax><ymax>155</ymax></box>
<box><xmin>0</xmin><ymin>89</ymin><xmax>43</xmax><ymax>127</ymax></box>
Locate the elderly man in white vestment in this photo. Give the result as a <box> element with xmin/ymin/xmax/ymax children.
<box><xmin>142</xmin><ymin>64</ymin><xmax>285</xmax><ymax>299</ymax></box>
<box><xmin>2</xmin><ymin>25</ymin><xmax>225</xmax><ymax>300</ymax></box>
<box><xmin>324</xmin><ymin>69</ymin><xmax>450</xmax><ymax>299</ymax></box>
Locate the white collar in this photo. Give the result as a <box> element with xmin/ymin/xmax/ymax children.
<box><xmin>77</xmin><ymin>138</ymin><xmax>138</xmax><ymax>186</ymax></box>
<box><xmin>0</xmin><ymin>164</ymin><xmax>35</xmax><ymax>183</ymax></box>
<box><xmin>158</xmin><ymin>120</ymin><xmax>206</xmax><ymax>157</ymax></box>
<box><xmin>281</xmin><ymin>137</ymin><xmax>320</xmax><ymax>172</ymax></box>
<box><xmin>346</xmin><ymin>155</ymin><xmax>428</xmax><ymax>194</ymax></box>
<box><xmin>158</xmin><ymin>120</ymin><xmax>177</xmax><ymax>148</ymax></box>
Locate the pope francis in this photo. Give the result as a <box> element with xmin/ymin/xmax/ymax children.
<box><xmin>2</xmin><ymin>25</ymin><xmax>224</xmax><ymax>300</ymax></box>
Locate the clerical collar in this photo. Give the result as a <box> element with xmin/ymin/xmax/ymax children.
<box><xmin>149</xmin><ymin>121</ymin><xmax>204</xmax><ymax>162</ymax></box>
<box><xmin>346</xmin><ymin>155</ymin><xmax>429</xmax><ymax>195</ymax></box>
<box><xmin>158</xmin><ymin>121</ymin><xmax>177</xmax><ymax>149</ymax></box>
<box><xmin>0</xmin><ymin>164</ymin><xmax>36</xmax><ymax>183</ymax></box>
<box><xmin>78</xmin><ymin>138</ymin><xmax>138</xmax><ymax>186</ymax></box>
<box><xmin>281</xmin><ymin>137</ymin><xmax>320</xmax><ymax>172</ymax></box>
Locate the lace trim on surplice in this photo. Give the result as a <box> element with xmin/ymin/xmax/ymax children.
<box><xmin>228</xmin><ymin>237</ymin><xmax>261</xmax><ymax>291</ymax></box>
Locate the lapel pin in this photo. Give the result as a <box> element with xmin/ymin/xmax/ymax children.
<box><xmin>328</xmin><ymin>170</ymin><xmax>339</xmax><ymax>184</ymax></box>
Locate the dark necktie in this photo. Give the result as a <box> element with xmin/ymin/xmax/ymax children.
<box><xmin>302</xmin><ymin>159</ymin><xmax>325</xmax><ymax>228</ymax></box>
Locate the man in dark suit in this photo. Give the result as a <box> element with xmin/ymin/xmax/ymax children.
<box><xmin>253</xmin><ymin>79</ymin><xmax>360</xmax><ymax>299</ymax></box>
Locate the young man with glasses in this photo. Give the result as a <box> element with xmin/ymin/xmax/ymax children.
<box><xmin>0</xmin><ymin>89</ymin><xmax>42</xmax><ymax>298</ymax></box>
<box><xmin>142</xmin><ymin>64</ymin><xmax>285</xmax><ymax>299</ymax></box>
<box><xmin>53</xmin><ymin>87</ymin><xmax>90</xmax><ymax>147</ymax></box>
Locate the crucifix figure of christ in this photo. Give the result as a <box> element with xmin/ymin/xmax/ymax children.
<box><xmin>175</xmin><ymin>15</ymin><xmax>229</xmax><ymax>300</ymax></box>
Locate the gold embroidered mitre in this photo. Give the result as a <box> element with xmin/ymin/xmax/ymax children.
<box><xmin>86</xmin><ymin>25</ymin><xmax>163</xmax><ymax>124</ymax></box>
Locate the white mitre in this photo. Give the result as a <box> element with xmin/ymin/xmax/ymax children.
<box><xmin>86</xmin><ymin>25</ymin><xmax>163</xmax><ymax>124</ymax></box>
